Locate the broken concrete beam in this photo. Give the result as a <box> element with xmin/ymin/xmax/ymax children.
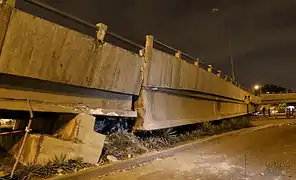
<box><xmin>9</xmin><ymin>134</ymin><xmax>40</xmax><ymax>165</ymax></box>
<box><xmin>10</xmin><ymin>133</ymin><xmax>105</xmax><ymax>165</ymax></box>
<box><xmin>6</xmin><ymin>114</ymin><xmax>105</xmax><ymax>165</ymax></box>
<box><xmin>52</xmin><ymin>114</ymin><xmax>78</xmax><ymax>141</ymax></box>
<box><xmin>53</xmin><ymin>113</ymin><xmax>105</xmax><ymax>148</ymax></box>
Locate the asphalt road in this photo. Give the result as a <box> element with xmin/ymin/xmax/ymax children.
<box><xmin>97</xmin><ymin>119</ymin><xmax>296</xmax><ymax>180</ymax></box>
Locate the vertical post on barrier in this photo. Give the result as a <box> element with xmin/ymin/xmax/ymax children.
<box><xmin>208</xmin><ymin>65</ymin><xmax>212</xmax><ymax>72</ymax></box>
<box><xmin>224</xmin><ymin>75</ymin><xmax>228</xmax><ymax>81</ymax></box>
<box><xmin>139</xmin><ymin>49</ymin><xmax>144</xmax><ymax>57</ymax></box>
<box><xmin>96</xmin><ymin>23</ymin><xmax>108</xmax><ymax>42</ymax></box>
<box><xmin>194</xmin><ymin>58</ymin><xmax>199</xmax><ymax>67</ymax></box>
<box><xmin>217</xmin><ymin>70</ymin><xmax>221</xmax><ymax>77</ymax></box>
<box><xmin>175</xmin><ymin>50</ymin><xmax>181</xmax><ymax>59</ymax></box>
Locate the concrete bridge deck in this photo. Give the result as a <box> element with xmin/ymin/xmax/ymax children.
<box><xmin>261</xmin><ymin>93</ymin><xmax>296</xmax><ymax>104</ymax></box>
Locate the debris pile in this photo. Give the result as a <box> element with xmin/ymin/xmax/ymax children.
<box><xmin>100</xmin><ymin>131</ymin><xmax>149</xmax><ymax>164</ymax></box>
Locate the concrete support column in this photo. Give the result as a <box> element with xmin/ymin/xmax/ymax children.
<box><xmin>96</xmin><ymin>23</ymin><xmax>108</xmax><ymax>42</ymax></box>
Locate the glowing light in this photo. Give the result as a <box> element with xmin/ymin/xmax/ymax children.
<box><xmin>254</xmin><ymin>85</ymin><xmax>260</xmax><ymax>90</ymax></box>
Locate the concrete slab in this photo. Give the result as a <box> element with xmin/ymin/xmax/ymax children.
<box><xmin>53</xmin><ymin>113</ymin><xmax>106</xmax><ymax>148</ymax></box>
<box><xmin>10</xmin><ymin>134</ymin><xmax>105</xmax><ymax>165</ymax></box>
<box><xmin>7</xmin><ymin>113</ymin><xmax>106</xmax><ymax>165</ymax></box>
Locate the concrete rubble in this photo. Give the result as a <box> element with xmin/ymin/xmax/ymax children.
<box><xmin>5</xmin><ymin>113</ymin><xmax>106</xmax><ymax>165</ymax></box>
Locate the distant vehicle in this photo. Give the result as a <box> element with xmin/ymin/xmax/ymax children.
<box><xmin>286</xmin><ymin>106</ymin><xmax>295</xmax><ymax>112</ymax></box>
<box><xmin>253</xmin><ymin>111</ymin><xmax>260</xmax><ymax>115</ymax></box>
<box><xmin>286</xmin><ymin>106</ymin><xmax>295</xmax><ymax>118</ymax></box>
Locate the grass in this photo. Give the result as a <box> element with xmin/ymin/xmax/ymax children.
<box><xmin>102</xmin><ymin>116</ymin><xmax>252</xmax><ymax>161</ymax></box>
<box><xmin>0</xmin><ymin>154</ymin><xmax>94</xmax><ymax>180</ymax></box>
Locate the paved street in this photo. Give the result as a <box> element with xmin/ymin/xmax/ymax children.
<box><xmin>97</xmin><ymin>119</ymin><xmax>296</xmax><ymax>180</ymax></box>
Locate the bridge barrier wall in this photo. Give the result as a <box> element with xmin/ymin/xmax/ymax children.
<box><xmin>261</xmin><ymin>93</ymin><xmax>296</xmax><ymax>104</ymax></box>
<box><xmin>134</xmin><ymin>36</ymin><xmax>256</xmax><ymax>130</ymax></box>
<box><xmin>146</xmin><ymin>49</ymin><xmax>250</xmax><ymax>101</ymax></box>
<box><xmin>0</xmin><ymin>4</ymin><xmax>12</xmax><ymax>51</ymax></box>
<box><xmin>0</xmin><ymin>6</ymin><xmax>143</xmax><ymax>95</ymax></box>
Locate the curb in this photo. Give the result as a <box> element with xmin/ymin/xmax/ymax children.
<box><xmin>47</xmin><ymin>122</ymin><xmax>295</xmax><ymax>180</ymax></box>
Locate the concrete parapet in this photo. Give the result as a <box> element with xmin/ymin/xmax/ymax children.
<box><xmin>0</xmin><ymin>7</ymin><xmax>143</xmax><ymax>95</ymax></box>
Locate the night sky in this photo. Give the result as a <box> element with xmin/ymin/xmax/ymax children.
<box><xmin>18</xmin><ymin>0</ymin><xmax>296</xmax><ymax>89</ymax></box>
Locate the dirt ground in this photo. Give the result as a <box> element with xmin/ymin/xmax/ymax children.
<box><xmin>96</xmin><ymin>118</ymin><xmax>296</xmax><ymax>180</ymax></box>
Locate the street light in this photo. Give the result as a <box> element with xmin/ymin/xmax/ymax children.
<box><xmin>212</xmin><ymin>8</ymin><xmax>235</xmax><ymax>82</ymax></box>
<box><xmin>253</xmin><ymin>84</ymin><xmax>262</xmax><ymax>95</ymax></box>
<box><xmin>254</xmin><ymin>85</ymin><xmax>260</xmax><ymax>90</ymax></box>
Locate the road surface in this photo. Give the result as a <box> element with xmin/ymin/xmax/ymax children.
<box><xmin>97</xmin><ymin>119</ymin><xmax>296</xmax><ymax>180</ymax></box>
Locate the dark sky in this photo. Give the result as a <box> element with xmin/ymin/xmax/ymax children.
<box><xmin>18</xmin><ymin>0</ymin><xmax>296</xmax><ymax>89</ymax></box>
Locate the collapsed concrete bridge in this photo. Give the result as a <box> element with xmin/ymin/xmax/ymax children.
<box><xmin>0</xmin><ymin>1</ymin><xmax>260</xmax><ymax>165</ymax></box>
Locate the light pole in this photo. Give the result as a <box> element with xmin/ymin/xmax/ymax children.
<box><xmin>212</xmin><ymin>8</ymin><xmax>235</xmax><ymax>82</ymax></box>
<box><xmin>228</xmin><ymin>27</ymin><xmax>235</xmax><ymax>81</ymax></box>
